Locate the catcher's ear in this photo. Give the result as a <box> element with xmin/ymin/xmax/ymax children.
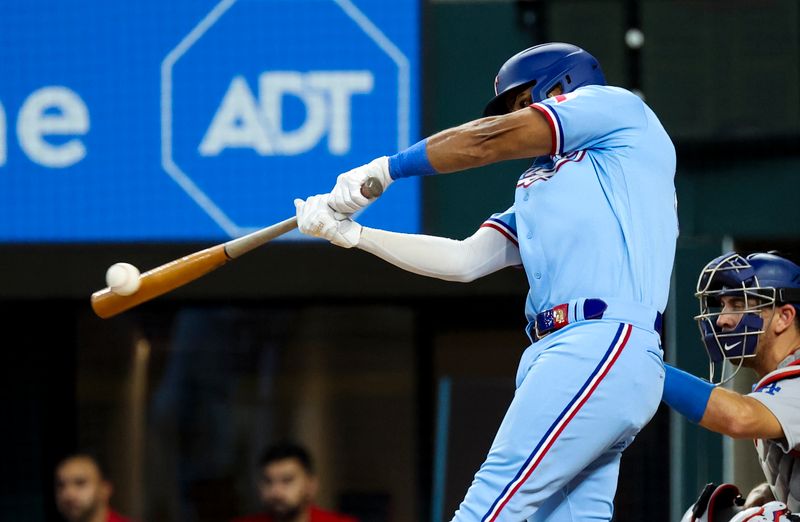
<box><xmin>774</xmin><ymin>304</ymin><xmax>797</xmax><ymax>335</ymax></box>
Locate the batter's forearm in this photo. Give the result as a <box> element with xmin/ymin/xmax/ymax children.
<box><xmin>389</xmin><ymin>109</ymin><xmax>553</xmax><ymax>179</ymax></box>
<box><xmin>425</xmin><ymin>119</ymin><xmax>521</xmax><ymax>172</ymax></box>
<box><xmin>426</xmin><ymin>111</ymin><xmax>552</xmax><ymax>172</ymax></box>
<box><xmin>357</xmin><ymin>226</ymin><xmax>520</xmax><ymax>282</ymax></box>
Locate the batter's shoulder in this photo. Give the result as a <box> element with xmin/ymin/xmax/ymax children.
<box><xmin>578</xmin><ymin>84</ymin><xmax>640</xmax><ymax>97</ymax></box>
<box><xmin>549</xmin><ymin>85</ymin><xmax>647</xmax><ymax>117</ymax></box>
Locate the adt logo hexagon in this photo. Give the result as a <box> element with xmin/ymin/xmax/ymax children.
<box><xmin>163</xmin><ymin>0</ymin><xmax>414</xmax><ymax>237</ymax></box>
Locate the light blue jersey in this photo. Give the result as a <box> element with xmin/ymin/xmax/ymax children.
<box><xmin>483</xmin><ymin>85</ymin><xmax>678</xmax><ymax>324</ymax></box>
<box><xmin>456</xmin><ymin>86</ymin><xmax>676</xmax><ymax>521</ymax></box>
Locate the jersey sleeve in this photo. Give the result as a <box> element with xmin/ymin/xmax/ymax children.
<box><xmin>749</xmin><ymin>377</ymin><xmax>800</xmax><ymax>452</ymax></box>
<box><xmin>480</xmin><ymin>206</ymin><xmax>518</xmax><ymax>247</ymax></box>
<box><xmin>530</xmin><ymin>85</ymin><xmax>648</xmax><ymax>156</ymax></box>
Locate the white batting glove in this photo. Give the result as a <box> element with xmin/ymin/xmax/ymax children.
<box><xmin>329</xmin><ymin>156</ymin><xmax>392</xmax><ymax>214</ymax></box>
<box><xmin>294</xmin><ymin>194</ymin><xmax>362</xmax><ymax>249</ymax></box>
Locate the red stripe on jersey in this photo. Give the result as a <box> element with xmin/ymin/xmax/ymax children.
<box><xmin>530</xmin><ymin>104</ymin><xmax>557</xmax><ymax>156</ymax></box>
<box><xmin>555</xmin><ymin>150</ymin><xmax>586</xmax><ymax>172</ymax></box>
<box><xmin>481</xmin><ymin>222</ymin><xmax>519</xmax><ymax>247</ymax></box>
<box><xmin>754</xmin><ymin>367</ymin><xmax>800</xmax><ymax>392</ymax></box>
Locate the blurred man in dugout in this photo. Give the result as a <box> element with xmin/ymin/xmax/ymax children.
<box><xmin>54</xmin><ymin>452</ymin><xmax>133</xmax><ymax>522</ymax></box>
<box><xmin>231</xmin><ymin>442</ymin><xmax>358</xmax><ymax>522</ymax></box>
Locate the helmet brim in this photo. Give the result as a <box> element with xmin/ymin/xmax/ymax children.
<box><xmin>482</xmin><ymin>80</ymin><xmax>537</xmax><ymax>117</ymax></box>
<box><xmin>483</xmin><ymin>95</ymin><xmax>508</xmax><ymax>117</ymax></box>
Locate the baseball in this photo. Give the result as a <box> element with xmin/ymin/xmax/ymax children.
<box><xmin>105</xmin><ymin>262</ymin><xmax>141</xmax><ymax>296</ymax></box>
<box><xmin>624</xmin><ymin>28</ymin><xmax>645</xmax><ymax>49</ymax></box>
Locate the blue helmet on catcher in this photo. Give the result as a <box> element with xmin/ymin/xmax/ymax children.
<box><xmin>483</xmin><ymin>42</ymin><xmax>606</xmax><ymax>117</ymax></box>
<box><xmin>695</xmin><ymin>251</ymin><xmax>800</xmax><ymax>384</ymax></box>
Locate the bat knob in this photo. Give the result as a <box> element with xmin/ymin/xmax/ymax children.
<box><xmin>360</xmin><ymin>177</ymin><xmax>384</xmax><ymax>199</ymax></box>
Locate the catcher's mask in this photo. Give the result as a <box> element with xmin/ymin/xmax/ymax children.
<box><xmin>695</xmin><ymin>252</ymin><xmax>800</xmax><ymax>385</ymax></box>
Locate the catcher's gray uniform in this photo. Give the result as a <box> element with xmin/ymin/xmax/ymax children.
<box><xmin>748</xmin><ymin>350</ymin><xmax>800</xmax><ymax>511</ymax></box>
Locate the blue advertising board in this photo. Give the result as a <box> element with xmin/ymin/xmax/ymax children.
<box><xmin>0</xmin><ymin>0</ymin><xmax>420</xmax><ymax>242</ymax></box>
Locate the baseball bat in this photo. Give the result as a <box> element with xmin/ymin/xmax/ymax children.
<box><xmin>90</xmin><ymin>178</ymin><xmax>384</xmax><ymax>319</ymax></box>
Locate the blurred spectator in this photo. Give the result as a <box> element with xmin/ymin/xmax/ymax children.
<box><xmin>231</xmin><ymin>442</ymin><xmax>357</xmax><ymax>522</ymax></box>
<box><xmin>54</xmin><ymin>452</ymin><xmax>133</xmax><ymax>522</ymax></box>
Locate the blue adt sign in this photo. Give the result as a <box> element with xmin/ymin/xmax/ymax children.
<box><xmin>0</xmin><ymin>0</ymin><xmax>420</xmax><ymax>242</ymax></box>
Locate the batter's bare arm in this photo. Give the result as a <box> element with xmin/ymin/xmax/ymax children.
<box><xmin>425</xmin><ymin>108</ymin><xmax>553</xmax><ymax>172</ymax></box>
<box><xmin>328</xmin><ymin>108</ymin><xmax>553</xmax><ymax>213</ymax></box>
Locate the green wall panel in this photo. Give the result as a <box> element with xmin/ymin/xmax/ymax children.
<box><xmin>676</xmin><ymin>157</ymin><xmax>800</xmax><ymax>238</ymax></box>
<box><xmin>642</xmin><ymin>0</ymin><xmax>800</xmax><ymax>142</ymax></box>
<box><xmin>549</xmin><ymin>0</ymin><xmax>627</xmax><ymax>86</ymax></box>
<box><xmin>423</xmin><ymin>1</ymin><xmax>533</xmax><ymax>237</ymax></box>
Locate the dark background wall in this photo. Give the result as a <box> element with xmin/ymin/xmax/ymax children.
<box><xmin>2</xmin><ymin>1</ymin><xmax>799</xmax><ymax>521</ymax></box>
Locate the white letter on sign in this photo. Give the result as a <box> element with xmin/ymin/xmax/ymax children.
<box><xmin>260</xmin><ymin>71</ymin><xmax>326</xmax><ymax>156</ymax></box>
<box><xmin>307</xmin><ymin>71</ymin><xmax>373</xmax><ymax>155</ymax></box>
<box><xmin>17</xmin><ymin>87</ymin><xmax>90</xmax><ymax>168</ymax></box>
<box><xmin>199</xmin><ymin>76</ymin><xmax>273</xmax><ymax>156</ymax></box>
<box><xmin>200</xmin><ymin>71</ymin><xmax>374</xmax><ymax>157</ymax></box>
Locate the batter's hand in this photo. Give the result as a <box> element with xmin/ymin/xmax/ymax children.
<box><xmin>294</xmin><ymin>194</ymin><xmax>362</xmax><ymax>249</ymax></box>
<box><xmin>329</xmin><ymin>156</ymin><xmax>392</xmax><ymax>214</ymax></box>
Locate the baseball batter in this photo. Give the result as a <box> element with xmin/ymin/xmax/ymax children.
<box><xmin>663</xmin><ymin>252</ymin><xmax>800</xmax><ymax>513</ymax></box>
<box><xmin>295</xmin><ymin>43</ymin><xmax>679</xmax><ymax>521</ymax></box>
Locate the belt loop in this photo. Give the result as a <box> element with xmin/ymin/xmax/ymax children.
<box><xmin>572</xmin><ymin>298</ymin><xmax>586</xmax><ymax>322</ymax></box>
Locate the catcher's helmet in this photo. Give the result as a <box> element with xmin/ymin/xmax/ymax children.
<box><xmin>695</xmin><ymin>252</ymin><xmax>800</xmax><ymax>384</ymax></box>
<box><xmin>483</xmin><ymin>42</ymin><xmax>606</xmax><ymax>117</ymax></box>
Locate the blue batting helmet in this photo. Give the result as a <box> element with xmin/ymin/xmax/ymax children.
<box><xmin>483</xmin><ymin>42</ymin><xmax>606</xmax><ymax>117</ymax></box>
<box><xmin>695</xmin><ymin>251</ymin><xmax>800</xmax><ymax>384</ymax></box>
